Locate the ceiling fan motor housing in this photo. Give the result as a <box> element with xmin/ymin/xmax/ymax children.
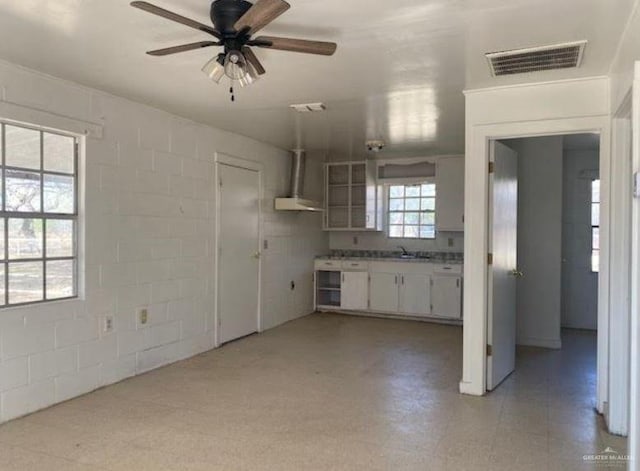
<box><xmin>210</xmin><ymin>0</ymin><xmax>253</xmax><ymax>36</ymax></box>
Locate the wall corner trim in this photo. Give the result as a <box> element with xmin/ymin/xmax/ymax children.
<box><xmin>0</xmin><ymin>100</ymin><xmax>103</xmax><ymax>139</ymax></box>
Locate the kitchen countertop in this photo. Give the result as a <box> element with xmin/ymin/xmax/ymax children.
<box><xmin>316</xmin><ymin>255</ymin><xmax>464</xmax><ymax>265</ymax></box>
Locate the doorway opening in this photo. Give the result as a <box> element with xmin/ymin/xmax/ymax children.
<box><xmin>487</xmin><ymin>134</ymin><xmax>601</xmax><ymax>407</ymax></box>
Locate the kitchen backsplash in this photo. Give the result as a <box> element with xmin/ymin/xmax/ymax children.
<box><xmin>327</xmin><ymin>249</ymin><xmax>464</xmax><ymax>262</ymax></box>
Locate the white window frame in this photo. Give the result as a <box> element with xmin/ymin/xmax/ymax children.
<box><xmin>0</xmin><ymin>121</ymin><xmax>79</xmax><ymax>307</ymax></box>
<box><xmin>386</xmin><ymin>179</ymin><xmax>436</xmax><ymax>240</ymax></box>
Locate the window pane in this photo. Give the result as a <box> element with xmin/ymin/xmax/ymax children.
<box><xmin>404</xmin><ymin>213</ymin><xmax>420</xmax><ymax>225</ymax></box>
<box><xmin>46</xmin><ymin>260</ymin><xmax>74</xmax><ymax>299</ymax></box>
<box><xmin>389</xmin><ymin>225</ymin><xmax>403</xmax><ymax>237</ymax></box>
<box><xmin>0</xmin><ymin>265</ymin><xmax>5</xmax><ymax>306</ymax></box>
<box><xmin>46</xmin><ymin>219</ymin><xmax>74</xmax><ymax>257</ymax></box>
<box><xmin>43</xmin><ymin>133</ymin><xmax>75</xmax><ymax>174</ymax></box>
<box><xmin>389</xmin><ymin>199</ymin><xmax>404</xmax><ymax>211</ymax></box>
<box><xmin>592</xmin><ymin>180</ymin><xmax>600</xmax><ymax>203</ymax></box>
<box><xmin>8</xmin><ymin>218</ymin><xmax>43</xmax><ymax>260</ymax></box>
<box><xmin>6</xmin><ymin>170</ymin><xmax>42</xmax><ymax>212</ymax></box>
<box><xmin>404</xmin><ymin>226</ymin><xmax>419</xmax><ymax>238</ymax></box>
<box><xmin>421</xmin><ymin>184</ymin><xmax>436</xmax><ymax>197</ymax></box>
<box><xmin>420</xmin><ymin>226</ymin><xmax>436</xmax><ymax>239</ymax></box>
<box><xmin>44</xmin><ymin>174</ymin><xmax>74</xmax><ymax>214</ymax></box>
<box><xmin>389</xmin><ymin>213</ymin><xmax>403</xmax><ymax>225</ymax></box>
<box><xmin>593</xmin><ymin>228</ymin><xmax>600</xmax><ymax>250</ymax></box>
<box><xmin>389</xmin><ymin>186</ymin><xmax>404</xmax><ymax>198</ymax></box>
<box><xmin>421</xmin><ymin>212</ymin><xmax>435</xmax><ymax>225</ymax></box>
<box><xmin>406</xmin><ymin>186</ymin><xmax>420</xmax><ymax>197</ymax></box>
<box><xmin>592</xmin><ymin>203</ymin><xmax>600</xmax><ymax>227</ymax></box>
<box><xmin>421</xmin><ymin>198</ymin><xmax>435</xmax><ymax>211</ymax></box>
<box><xmin>405</xmin><ymin>198</ymin><xmax>420</xmax><ymax>210</ymax></box>
<box><xmin>9</xmin><ymin>261</ymin><xmax>43</xmax><ymax>304</ymax></box>
<box><xmin>5</xmin><ymin>126</ymin><xmax>40</xmax><ymax>170</ymax></box>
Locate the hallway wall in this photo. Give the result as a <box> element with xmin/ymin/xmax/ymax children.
<box><xmin>507</xmin><ymin>136</ymin><xmax>564</xmax><ymax>349</ymax></box>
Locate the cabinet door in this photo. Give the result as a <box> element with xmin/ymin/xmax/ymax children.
<box><xmin>436</xmin><ymin>157</ymin><xmax>465</xmax><ymax>232</ymax></box>
<box><xmin>431</xmin><ymin>276</ymin><xmax>462</xmax><ymax>319</ymax></box>
<box><xmin>341</xmin><ymin>272</ymin><xmax>368</xmax><ymax>311</ymax></box>
<box><xmin>399</xmin><ymin>274</ymin><xmax>431</xmax><ymax>316</ymax></box>
<box><xmin>369</xmin><ymin>272</ymin><xmax>399</xmax><ymax>312</ymax></box>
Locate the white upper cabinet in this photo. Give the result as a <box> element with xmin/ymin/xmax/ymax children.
<box><xmin>324</xmin><ymin>161</ymin><xmax>382</xmax><ymax>231</ymax></box>
<box><xmin>435</xmin><ymin>157</ymin><xmax>465</xmax><ymax>232</ymax></box>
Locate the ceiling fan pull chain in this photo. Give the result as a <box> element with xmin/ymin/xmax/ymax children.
<box><xmin>230</xmin><ymin>85</ymin><xmax>235</xmax><ymax>102</ymax></box>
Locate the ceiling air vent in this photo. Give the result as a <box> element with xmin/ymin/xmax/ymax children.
<box><xmin>486</xmin><ymin>40</ymin><xmax>587</xmax><ymax>77</ymax></box>
<box><xmin>290</xmin><ymin>102</ymin><xmax>326</xmax><ymax>113</ymax></box>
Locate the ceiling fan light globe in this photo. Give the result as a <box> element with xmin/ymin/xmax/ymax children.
<box><xmin>224</xmin><ymin>50</ymin><xmax>248</xmax><ymax>80</ymax></box>
<box><xmin>202</xmin><ymin>55</ymin><xmax>226</xmax><ymax>83</ymax></box>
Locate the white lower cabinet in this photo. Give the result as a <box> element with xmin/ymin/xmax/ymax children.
<box><xmin>431</xmin><ymin>275</ymin><xmax>462</xmax><ymax>319</ymax></box>
<box><xmin>315</xmin><ymin>260</ymin><xmax>462</xmax><ymax>321</ymax></box>
<box><xmin>399</xmin><ymin>274</ymin><xmax>431</xmax><ymax>316</ymax></box>
<box><xmin>341</xmin><ymin>271</ymin><xmax>369</xmax><ymax>311</ymax></box>
<box><xmin>369</xmin><ymin>272</ymin><xmax>399</xmax><ymax>312</ymax></box>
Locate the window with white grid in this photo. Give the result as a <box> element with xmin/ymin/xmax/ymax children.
<box><xmin>0</xmin><ymin>122</ymin><xmax>78</xmax><ymax>306</ymax></box>
<box><xmin>387</xmin><ymin>183</ymin><xmax>436</xmax><ymax>239</ymax></box>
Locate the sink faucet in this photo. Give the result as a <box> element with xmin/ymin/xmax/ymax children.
<box><xmin>397</xmin><ymin>246</ymin><xmax>409</xmax><ymax>256</ymax></box>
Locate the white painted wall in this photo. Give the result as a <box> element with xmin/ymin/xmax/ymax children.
<box><xmin>506</xmin><ymin>136</ymin><xmax>564</xmax><ymax>349</ymax></box>
<box><xmin>561</xmin><ymin>148</ymin><xmax>600</xmax><ymax>331</ymax></box>
<box><xmin>329</xmin><ymin>231</ymin><xmax>463</xmax><ymax>252</ymax></box>
<box><xmin>0</xmin><ymin>60</ymin><xmax>328</xmax><ymax>423</ymax></box>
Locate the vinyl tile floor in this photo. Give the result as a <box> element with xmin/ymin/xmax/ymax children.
<box><xmin>0</xmin><ymin>313</ymin><xmax>626</xmax><ymax>470</ymax></box>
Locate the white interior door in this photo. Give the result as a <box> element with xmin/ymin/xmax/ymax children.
<box><xmin>218</xmin><ymin>163</ymin><xmax>260</xmax><ymax>345</ymax></box>
<box><xmin>487</xmin><ymin>141</ymin><xmax>519</xmax><ymax>391</ymax></box>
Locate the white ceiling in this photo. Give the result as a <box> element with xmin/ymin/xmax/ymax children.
<box><xmin>0</xmin><ymin>0</ymin><xmax>633</xmax><ymax>158</ymax></box>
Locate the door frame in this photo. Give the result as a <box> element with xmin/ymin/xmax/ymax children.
<box><xmin>213</xmin><ymin>152</ymin><xmax>264</xmax><ymax>348</ymax></box>
<box><xmin>608</xmin><ymin>91</ymin><xmax>633</xmax><ymax>435</ymax></box>
<box><xmin>460</xmin><ymin>116</ymin><xmax>612</xmax><ymax>416</ymax></box>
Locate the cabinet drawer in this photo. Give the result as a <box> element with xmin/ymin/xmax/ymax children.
<box><xmin>315</xmin><ymin>260</ymin><xmax>341</xmax><ymax>270</ymax></box>
<box><xmin>341</xmin><ymin>260</ymin><xmax>369</xmax><ymax>270</ymax></box>
<box><xmin>432</xmin><ymin>264</ymin><xmax>463</xmax><ymax>275</ymax></box>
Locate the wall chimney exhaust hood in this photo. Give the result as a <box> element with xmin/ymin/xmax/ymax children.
<box><xmin>275</xmin><ymin>150</ymin><xmax>324</xmax><ymax>212</ymax></box>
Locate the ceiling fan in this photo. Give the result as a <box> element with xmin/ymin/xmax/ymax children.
<box><xmin>131</xmin><ymin>0</ymin><xmax>338</xmax><ymax>99</ymax></box>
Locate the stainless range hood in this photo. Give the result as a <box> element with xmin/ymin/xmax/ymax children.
<box><xmin>275</xmin><ymin>150</ymin><xmax>324</xmax><ymax>212</ymax></box>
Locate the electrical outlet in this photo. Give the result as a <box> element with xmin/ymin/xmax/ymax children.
<box><xmin>139</xmin><ymin>308</ymin><xmax>148</xmax><ymax>325</ymax></box>
<box><xmin>263</xmin><ymin>239</ymin><xmax>269</xmax><ymax>250</ymax></box>
<box><xmin>104</xmin><ymin>316</ymin><xmax>114</xmax><ymax>333</ymax></box>
<box><xmin>448</xmin><ymin>238</ymin><xmax>454</xmax><ymax>247</ymax></box>
<box><xmin>353</xmin><ymin>236</ymin><xmax>359</xmax><ymax>245</ymax></box>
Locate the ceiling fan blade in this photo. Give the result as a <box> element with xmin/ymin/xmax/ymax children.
<box><xmin>147</xmin><ymin>41</ymin><xmax>218</xmax><ymax>56</ymax></box>
<box><xmin>254</xmin><ymin>36</ymin><xmax>337</xmax><ymax>56</ymax></box>
<box><xmin>242</xmin><ymin>47</ymin><xmax>266</xmax><ymax>75</ymax></box>
<box><xmin>234</xmin><ymin>0</ymin><xmax>290</xmax><ymax>35</ymax></box>
<box><xmin>130</xmin><ymin>1</ymin><xmax>220</xmax><ymax>38</ymax></box>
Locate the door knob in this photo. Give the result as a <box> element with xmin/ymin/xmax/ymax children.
<box><xmin>253</xmin><ymin>252</ymin><xmax>261</xmax><ymax>259</ymax></box>
<box><xmin>510</xmin><ymin>269</ymin><xmax>524</xmax><ymax>278</ymax></box>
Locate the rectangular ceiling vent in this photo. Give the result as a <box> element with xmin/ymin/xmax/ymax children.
<box><xmin>486</xmin><ymin>40</ymin><xmax>587</xmax><ymax>77</ymax></box>
<box><xmin>290</xmin><ymin>102</ymin><xmax>326</xmax><ymax>113</ymax></box>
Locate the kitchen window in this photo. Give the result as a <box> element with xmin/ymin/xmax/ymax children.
<box><xmin>0</xmin><ymin>122</ymin><xmax>78</xmax><ymax>306</ymax></box>
<box><xmin>388</xmin><ymin>183</ymin><xmax>436</xmax><ymax>239</ymax></box>
<box><xmin>591</xmin><ymin>179</ymin><xmax>600</xmax><ymax>273</ymax></box>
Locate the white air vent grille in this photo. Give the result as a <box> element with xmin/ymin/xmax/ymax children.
<box><xmin>290</xmin><ymin>102</ymin><xmax>326</xmax><ymax>113</ymax></box>
<box><xmin>486</xmin><ymin>40</ymin><xmax>587</xmax><ymax>77</ymax></box>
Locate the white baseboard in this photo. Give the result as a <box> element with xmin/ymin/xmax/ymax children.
<box><xmin>459</xmin><ymin>380</ymin><xmax>484</xmax><ymax>396</ymax></box>
<box><xmin>517</xmin><ymin>336</ymin><xmax>562</xmax><ymax>349</ymax></box>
